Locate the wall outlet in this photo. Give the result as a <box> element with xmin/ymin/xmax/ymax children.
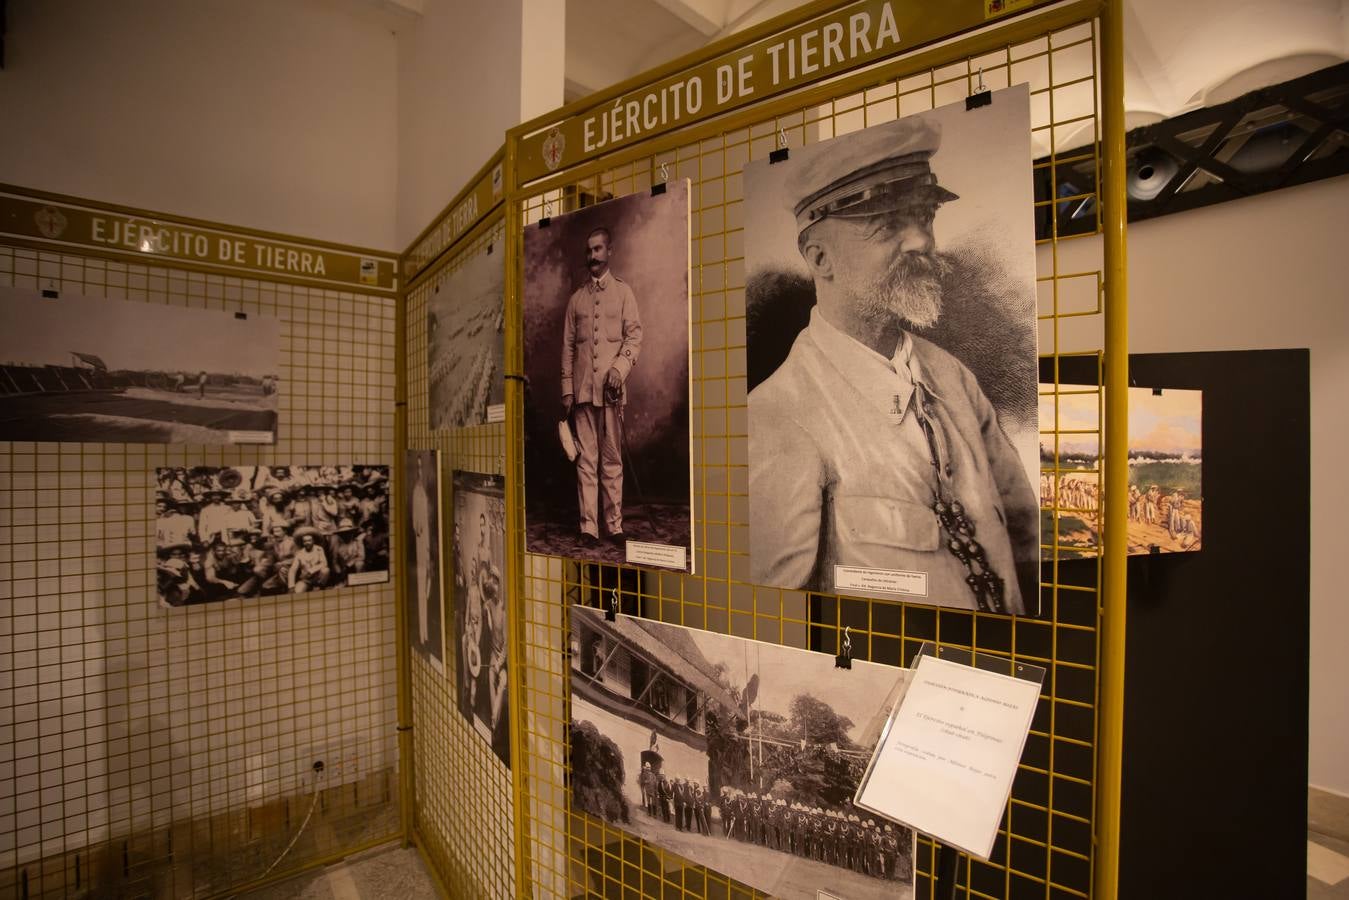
<box><xmin>308</xmin><ymin>745</ymin><xmax>361</xmax><ymax>786</ymax></box>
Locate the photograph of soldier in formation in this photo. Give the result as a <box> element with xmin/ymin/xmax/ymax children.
<box><xmin>154</xmin><ymin>465</ymin><xmax>390</xmax><ymax>608</ymax></box>
<box><xmin>427</xmin><ymin>241</ymin><xmax>505</xmax><ymax>429</ymax></box>
<box><xmin>451</xmin><ymin>471</ymin><xmax>510</xmax><ymax>767</ymax></box>
<box><xmin>744</xmin><ymin>85</ymin><xmax>1041</xmax><ymax>616</ymax></box>
<box><xmin>522</xmin><ymin>182</ymin><xmax>694</xmax><ymax>570</ymax></box>
<box><xmin>1</xmin><ymin>287</ymin><xmax>279</xmax><ymax>444</ymax></box>
<box><xmin>1040</xmin><ymin>384</ymin><xmax>1202</xmax><ymax>558</ymax></box>
<box><xmin>405</xmin><ymin>449</ymin><xmax>445</xmax><ymax>673</ymax></box>
<box><xmin>568</xmin><ymin>606</ymin><xmax>915</xmax><ymax>900</ymax></box>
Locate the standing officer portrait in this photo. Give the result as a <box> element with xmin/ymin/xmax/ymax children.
<box><xmin>561</xmin><ymin>226</ymin><xmax>643</xmax><ymax>546</ymax></box>
<box><xmin>745</xmin><ymin>94</ymin><xmax>1041</xmax><ymax>615</ymax></box>
<box><xmin>522</xmin><ymin>181</ymin><xmax>693</xmax><ymax>569</ymax></box>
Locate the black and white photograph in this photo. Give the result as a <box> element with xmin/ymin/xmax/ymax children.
<box><xmin>568</xmin><ymin>606</ymin><xmax>915</xmax><ymax>900</ymax></box>
<box><xmin>406</xmin><ymin>449</ymin><xmax>445</xmax><ymax>673</ymax></box>
<box><xmin>427</xmin><ymin>242</ymin><xmax>505</xmax><ymax>429</ymax></box>
<box><xmin>153</xmin><ymin>464</ymin><xmax>390</xmax><ymax>608</ymax></box>
<box><xmin>744</xmin><ymin>84</ymin><xmax>1041</xmax><ymax>615</ymax></box>
<box><xmin>451</xmin><ymin>470</ymin><xmax>510</xmax><ymax>767</ymax></box>
<box><xmin>522</xmin><ymin>182</ymin><xmax>694</xmax><ymax>572</ymax></box>
<box><xmin>1</xmin><ymin>286</ymin><xmax>280</xmax><ymax>443</ymax></box>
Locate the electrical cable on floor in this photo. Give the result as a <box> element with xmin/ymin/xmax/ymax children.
<box><xmin>225</xmin><ymin>761</ymin><xmax>325</xmax><ymax>898</ymax></box>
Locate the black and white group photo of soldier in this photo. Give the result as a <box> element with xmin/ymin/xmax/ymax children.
<box><xmin>427</xmin><ymin>240</ymin><xmax>505</xmax><ymax>429</ymax></box>
<box><xmin>405</xmin><ymin>449</ymin><xmax>445</xmax><ymax>673</ymax></box>
<box><xmin>522</xmin><ymin>182</ymin><xmax>694</xmax><ymax>571</ymax></box>
<box><xmin>451</xmin><ymin>470</ymin><xmax>510</xmax><ymax>767</ymax></box>
<box><xmin>1</xmin><ymin>287</ymin><xmax>280</xmax><ymax>444</ymax></box>
<box><xmin>154</xmin><ymin>464</ymin><xmax>390</xmax><ymax>608</ymax></box>
<box><xmin>568</xmin><ymin>606</ymin><xmax>915</xmax><ymax>900</ymax></box>
<box><xmin>744</xmin><ymin>85</ymin><xmax>1041</xmax><ymax>615</ymax></box>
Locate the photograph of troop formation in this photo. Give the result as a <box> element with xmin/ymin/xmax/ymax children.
<box><xmin>1040</xmin><ymin>385</ymin><xmax>1203</xmax><ymax>557</ymax></box>
<box><xmin>405</xmin><ymin>449</ymin><xmax>445</xmax><ymax>673</ymax></box>
<box><xmin>568</xmin><ymin>607</ymin><xmax>915</xmax><ymax>900</ymax></box>
<box><xmin>0</xmin><ymin>286</ymin><xmax>280</xmax><ymax>443</ymax></box>
<box><xmin>427</xmin><ymin>241</ymin><xmax>505</xmax><ymax>429</ymax></box>
<box><xmin>521</xmin><ymin>182</ymin><xmax>694</xmax><ymax>570</ymax></box>
<box><xmin>451</xmin><ymin>471</ymin><xmax>510</xmax><ymax>767</ymax></box>
<box><xmin>154</xmin><ymin>464</ymin><xmax>390</xmax><ymax>607</ymax></box>
<box><xmin>744</xmin><ymin>85</ymin><xmax>1041</xmax><ymax>616</ymax></box>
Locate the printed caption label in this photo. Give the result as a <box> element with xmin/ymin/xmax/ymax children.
<box><xmin>835</xmin><ymin>565</ymin><xmax>928</xmax><ymax>597</ymax></box>
<box><xmin>345</xmin><ymin>571</ymin><xmax>391</xmax><ymax>587</ymax></box>
<box><xmin>626</xmin><ymin>540</ymin><xmax>687</xmax><ymax>570</ymax></box>
<box><xmin>486</xmin><ymin>403</ymin><xmax>506</xmax><ymax>423</ymax></box>
<box><xmin>228</xmin><ymin>430</ymin><xmax>275</xmax><ymax>445</ymax></box>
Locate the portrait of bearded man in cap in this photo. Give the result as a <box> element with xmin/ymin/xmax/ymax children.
<box><xmin>744</xmin><ymin>85</ymin><xmax>1040</xmax><ymax>615</ymax></box>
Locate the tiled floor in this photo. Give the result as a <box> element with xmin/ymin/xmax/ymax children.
<box><xmin>1310</xmin><ymin>831</ymin><xmax>1349</xmax><ymax>900</ymax></box>
<box><xmin>239</xmin><ymin>844</ymin><xmax>439</xmax><ymax>900</ymax></box>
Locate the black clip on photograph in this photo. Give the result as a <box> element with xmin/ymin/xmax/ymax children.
<box><xmin>770</xmin><ymin>126</ymin><xmax>790</xmax><ymax>164</ymax></box>
<box><xmin>835</xmin><ymin>626</ymin><xmax>853</xmax><ymax>669</ymax></box>
<box><xmin>966</xmin><ymin>90</ymin><xmax>992</xmax><ymax>111</ymax></box>
<box><xmin>966</xmin><ymin>67</ymin><xmax>992</xmax><ymax>111</ymax></box>
<box><xmin>605</xmin><ymin>588</ymin><xmax>618</xmax><ymax>622</ymax></box>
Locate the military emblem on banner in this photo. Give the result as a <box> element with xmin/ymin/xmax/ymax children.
<box><xmin>542</xmin><ymin>127</ymin><xmax>565</xmax><ymax>171</ymax></box>
<box><xmin>34</xmin><ymin>206</ymin><xmax>68</xmax><ymax>239</ymax></box>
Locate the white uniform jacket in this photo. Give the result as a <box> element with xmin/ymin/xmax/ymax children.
<box><xmin>561</xmin><ymin>271</ymin><xmax>642</xmax><ymax>406</ymax></box>
<box><xmin>748</xmin><ymin>310</ymin><xmax>1039</xmax><ymax>613</ymax></box>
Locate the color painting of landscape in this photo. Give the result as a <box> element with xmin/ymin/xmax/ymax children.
<box><xmin>1039</xmin><ymin>386</ymin><xmax>1202</xmax><ymax>558</ymax></box>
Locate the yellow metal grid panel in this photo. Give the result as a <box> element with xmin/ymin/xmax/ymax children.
<box><xmin>0</xmin><ymin>245</ymin><xmax>400</xmax><ymax>899</ymax></box>
<box><xmin>403</xmin><ymin>219</ymin><xmax>518</xmax><ymax>899</ymax></box>
<box><xmin>509</xmin><ymin>16</ymin><xmax>1106</xmax><ymax>900</ymax></box>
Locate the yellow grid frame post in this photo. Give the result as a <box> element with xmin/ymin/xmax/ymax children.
<box><xmin>397</xmin><ymin>148</ymin><xmax>524</xmax><ymax>899</ymax></box>
<box><xmin>396</xmin><ymin>2</ymin><xmax>1130</xmax><ymax>896</ymax></box>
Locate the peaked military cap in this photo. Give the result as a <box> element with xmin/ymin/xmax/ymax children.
<box><xmin>785</xmin><ymin>116</ymin><xmax>959</xmax><ymax>234</ymax></box>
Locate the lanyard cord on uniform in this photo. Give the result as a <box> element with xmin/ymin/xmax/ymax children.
<box><xmin>911</xmin><ymin>382</ymin><xmax>1007</xmax><ymax>614</ymax></box>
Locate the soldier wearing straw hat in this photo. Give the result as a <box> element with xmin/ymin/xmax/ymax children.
<box><xmin>748</xmin><ymin>115</ymin><xmax>1038</xmax><ymax>615</ymax></box>
<box><xmin>289</xmin><ymin>526</ymin><xmax>330</xmax><ymax>592</ymax></box>
<box><xmin>330</xmin><ymin>517</ymin><xmax>366</xmax><ymax>580</ymax></box>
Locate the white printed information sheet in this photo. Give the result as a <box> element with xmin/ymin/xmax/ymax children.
<box><xmin>854</xmin><ymin>654</ymin><xmax>1042</xmax><ymax>860</ymax></box>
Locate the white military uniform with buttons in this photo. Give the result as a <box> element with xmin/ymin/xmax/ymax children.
<box><xmin>561</xmin><ymin>269</ymin><xmax>643</xmax><ymax>538</ymax></box>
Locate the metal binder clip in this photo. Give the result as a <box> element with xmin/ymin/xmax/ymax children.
<box><xmin>835</xmin><ymin>626</ymin><xmax>853</xmax><ymax>669</ymax></box>
<box><xmin>966</xmin><ymin>67</ymin><xmax>992</xmax><ymax>110</ymax></box>
<box><xmin>540</xmin><ymin>198</ymin><xmax>552</xmax><ymax>228</ymax></box>
<box><xmin>652</xmin><ymin>162</ymin><xmax>670</xmax><ymax>196</ymax></box>
<box><xmin>234</xmin><ymin>312</ymin><xmax>248</xmax><ymax>320</ymax></box>
<box><xmin>605</xmin><ymin>588</ymin><xmax>618</xmax><ymax>621</ymax></box>
<box><xmin>770</xmin><ymin>126</ymin><xmax>790</xmax><ymax>164</ymax></box>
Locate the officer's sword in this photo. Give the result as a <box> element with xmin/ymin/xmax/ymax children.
<box><xmin>606</xmin><ymin>386</ymin><xmax>648</xmax><ymax>535</ymax></box>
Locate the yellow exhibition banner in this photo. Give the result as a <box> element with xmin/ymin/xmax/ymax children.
<box><xmin>0</xmin><ymin>189</ymin><xmax>398</xmax><ymax>294</ymax></box>
<box><xmin>517</xmin><ymin>0</ymin><xmax>1055</xmax><ymax>182</ymax></box>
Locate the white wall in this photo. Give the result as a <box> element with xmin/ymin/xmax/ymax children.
<box><xmin>1046</xmin><ymin>174</ymin><xmax>1349</xmax><ymax>796</ymax></box>
<box><xmin>0</xmin><ymin>0</ymin><xmax>400</xmax><ymax>250</ymax></box>
<box><xmin>394</xmin><ymin>0</ymin><xmax>564</xmax><ymax>248</ymax></box>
